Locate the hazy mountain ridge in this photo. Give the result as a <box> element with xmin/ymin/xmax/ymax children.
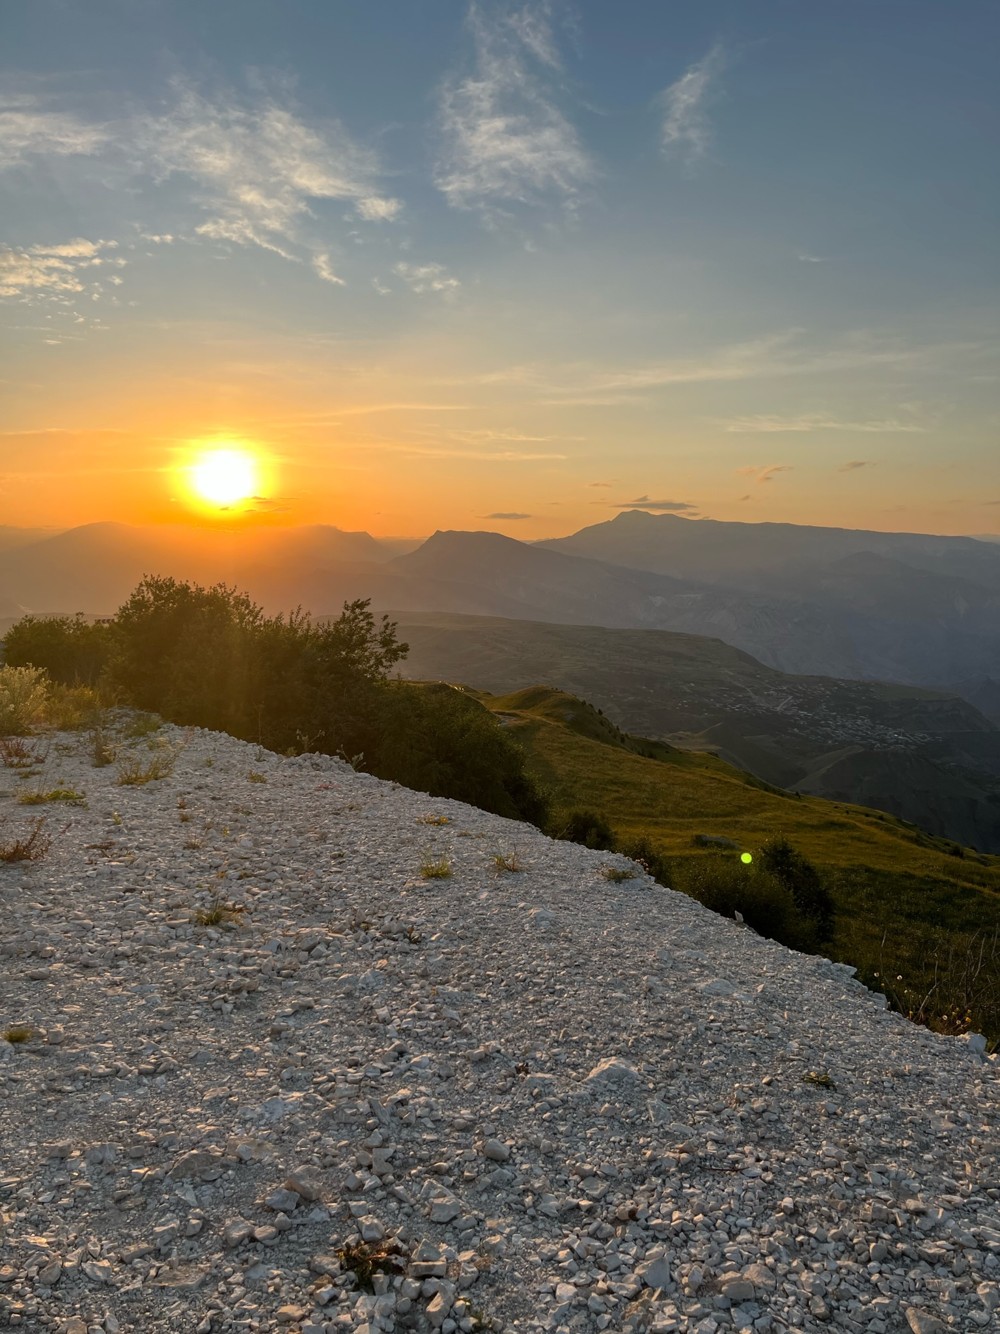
<box><xmin>3</xmin><ymin>511</ymin><xmax>999</xmax><ymax>720</ymax></box>
<box><xmin>396</xmin><ymin>612</ymin><xmax>1000</xmax><ymax>853</ymax></box>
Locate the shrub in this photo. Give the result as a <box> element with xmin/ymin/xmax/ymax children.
<box><xmin>677</xmin><ymin>856</ymin><xmax>819</xmax><ymax>952</ymax></box>
<box><xmin>758</xmin><ymin>836</ymin><xmax>835</xmax><ymax>940</ymax></box>
<box><xmin>558</xmin><ymin>810</ymin><xmax>616</xmax><ymax>851</ymax></box>
<box><xmin>366</xmin><ymin>684</ymin><xmax>549</xmax><ymax>826</ymax></box>
<box><xmin>617</xmin><ymin>836</ymin><xmax>672</xmax><ymax>886</ymax></box>
<box><xmin>0</xmin><ymin>666</ymin><xmax>49</xmax><ymax>735</ymax></box>
<box><xmin>45</xmin><ymin>684</ymin><xmax>103</xmax><ymax>731</ymax></box>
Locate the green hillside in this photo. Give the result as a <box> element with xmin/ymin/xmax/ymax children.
<box><xmin>477</xmin><ymin>684</ymin><xmax>1000</xmax><ymax>1042</ymax></box>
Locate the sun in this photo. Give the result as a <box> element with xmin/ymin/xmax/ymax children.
<box><xmin>189</xmin><ymin>448</ymin><xmax>258</xmax><ymax>508</ymax></box>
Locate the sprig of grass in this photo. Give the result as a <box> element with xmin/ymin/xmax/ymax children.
<box><xmin>601</xmin><ymin>865</ymin><xmax>638</xmax><ymax>883</ymax></box>
<box><xmin>420</xmin><ymin>857</ymin><xmax>453</xmax><ymax>880</ymax></box>
<box><xmin>0</xmin><ymin>819</ymin><xmax>51</xmax><ymax>863</ymax></box>
<box><xmin>18</xmin><ymin>787</ymin><xmax>85</xmax><ymax>806</ymax></box>
<box><xmin>115</xmin><ymin>746</ymin><xmax>178</xmax><ymax>786</ymax></box>
<box><xmin>2</xmin><ymin>1025</ymin><xmax>36</xmax><ymax>1044</ymax></box>
<box><xmin>0</xmin><ymin>737</ymin><xmax>41</xmax><ymax>769</ymax></box>
<box><xmin>337</xmin><ymin>1240</ymin><xmax>406</xmax><ymax>1293</ymax></box>
<box><xmin>194</xmin><ymin>901</ymin><xmax>246</xmax><ymax>927</ymax></box>
<box><xmin>493</xmin><ymin>850</ymin><xmax>522</xmax><ymax>873</ymax></box>
<box><xmin>802</xmin><ymin>1069</ymin><xmax>836</xmax><ymax>1090</ymax></box>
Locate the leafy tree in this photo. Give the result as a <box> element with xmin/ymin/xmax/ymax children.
<box><xmin>108</xmin><ymin>577</ymin><xmax>264</xmax><ymax>733</ymax></box>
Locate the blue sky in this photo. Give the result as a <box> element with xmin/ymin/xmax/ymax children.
<box><xmin>2</xmin><ymin>0</ymin><xmax>998</xmax><ymax>535</ymax></box>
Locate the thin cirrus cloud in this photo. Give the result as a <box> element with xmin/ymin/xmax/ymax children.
<box><xmin>482</xmin><ymin>511</ymin><xmax>532</xmax><ymax>519</ymax></box>
<box><xmin>736</xmin><ymin>465</ymin><xmax>793</xmax><ymax>485</ymax></box>
<box><xmin>394</xmin><ymin>261</ymin><xmax>461</xmax><ymax>296</ymax></box>
<box><xmin>719</xmin><ymin>413</ymin><xmax>924</xmax><ymax>434</ymax></box>
<box><xmin>658</xmin><ymin>44</ymin><xmax>725</xmax><ymax>163</ymax></box>
<box><xmin>435</xmin><ymin>1</ymin><xmax>593</xmax><ymax>215</ymax></box>
<box><xmin>0</xmin><ymin>93</ymin><xmax>110</xmax><ymax>169</ymax></box>
<box><xmin>0</xmin><ymin>238</ymin><xmax>124</xmax><ymax>299</ymax></box>
<box><xmin>613</xmin><ymin>496</ymin><xmax>697</xmax><ymax>512</ymax></box>
<box><xmin>839</xmin><ymin>460</ymin><xmax>874</xmax><ymax>472</ymax></box>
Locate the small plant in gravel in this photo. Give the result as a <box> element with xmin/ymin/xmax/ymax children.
<box><xmin>194</xmin><ymin>900</ymin><xmax>246</xmax><ymax>927</ymax></box>
<box><xmin>0</xmin><ymin>819</ymin><xmax>51</xmax><ymax>863</ymax></box>
<box><xmin>420</xmin><ymin>856</ymin><xmax>453</xmax><ymax>879</ymax></box>
<box><xmin>2</xmin><ymin>1024</ymin><xmax>36</xmax><ymax>1044</ymax></box>
<box><xmin>18</xmin><ymin>787</ymin><xmax>85</xmax><ymax>806</ymax></box>
<box><xmin>0</xmin><ymin>737</ymin><xmax>41</xmax><ymax>768</ymax></box>
<box><xmin>247</xmin><ymin>770</ymin><xmax>267</xmax><ymax>783</ymax></box>
<box><xmin>337</xmin><ymin>1239</ymin><xmax>406</xmax><ymax>1292</ymax></box>
<box><xmin>493</xmin><ymin>849</ymin><xmax>522</xmax><ymax>873</ymax></box>
<box><xmin>467</xmin><ymin>1308</ymin><xmax>498</xmax><ymax>1333</ymax></box>
<box><xmin>802</xmin><ymin>1070</ymin><xmax>836</xmax><ymax>1089</ymax></box>
<box><xmin>602</xmin><ymin>864</ymin><xmax>637</xmax><ymax>883</ymax></box>
<box><xmin>115</xmin><ymin>744</ymin><xmax>178</xmax><ymax>786</ymax></box>
<box><xmin>418</xmin><ymin>814</ymin><xmax>450</xmax><ymax>825</ymax></box>
<box><xmin>90</xmin><ymin>727</ymin><xmax>115</xmax><ymax>767</ymax></box>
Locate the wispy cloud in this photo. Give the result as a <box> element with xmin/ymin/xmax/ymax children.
<box><xmin>394</xmin><ymin>261</ymin><xmax>460</xmax><ymax>297</ymax></box>
<box><xmin>436</xmin><ymin>2</ymin><xmax>593</xmax><ymax>215</ymax></box>
<box><xmin>443</xmin><ymin>427</ymin><xmax>581</xmax><ymax>444</ymax></box>
<box><xmin>312</xmin><ymin>253</ymin><xmax>346</xmax><ymax>286</ymax></box>
<box><xmin>526</xmin><ymin>329</ymin><xmax>983</xmax><ymax>403</ymax></box>
<box><xmin>798</xmin><ymin>252</ymin><xmax>829</xmax><ymax>264</ymax></box>
<box><xmin>718</xmin><ymin>412</ymin><xmax>925</xmax><ymax>434</ymax></box>
<box><xmin>0</xmin><ymin>93</ymin><xmax>109</xmax><ymax>170</ymax></box>
<box><xmin>483</xmin><ymin>510</ymin><xmax>532</xmax><ymax>519</ymax></box>
<box><xmin>736</xmin><ymin>465</ymin><xmax>793</xmax><ymax>485</ymax></box>
<box><xmin>613</xmin><ymin>496</ymin><xmax>697</xmax><ymax>512</ymax></box>
<box><xmin>839</xmin><ymin>459</ymin><xmax>873</xmax><ymax>472</ymax></box>
<box><xmin>659</xmin><ymin>44</ymin><xmax>725</xmax><ymax>163</ymax></box>
<box><xmin>141</xmin><ymin>83</ymin><xmax>401</xmax><ymax>267</ymax></box>
<box><xmin>0</xmin><ymin>237</ymin><xmax>124</xmax><ymax>303</ymax></box>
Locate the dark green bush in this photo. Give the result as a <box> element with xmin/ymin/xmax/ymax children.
<box><xmin>677</xmin><ymin>856</ymin><xmax>820</xmax><ymax>952</ymax></box>
<box><xmin>3</xmin><ymin>615</ymin><xmax>113</xmax><ymax>687</ymax></box>
<box><xmin>617</xmin><ymin>836</ymin><xmax>672</xmax><ymax>886</ymax></box>
<box><xmin>558</xmin><ymin>809</ymin><xmax>617</xmax><ymax>851</ymax></box>
<box><xmin>759</xmin><ymin>836</ymin><xmax>835</xmax><ymax>940</ymax></box>
<box><xmin>364</xmin><ymin>683</ymin><xmax>549</xmax><ymax>825</ymax></box>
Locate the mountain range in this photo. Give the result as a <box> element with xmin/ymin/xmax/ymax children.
<box><xmin>2</xmin><ymin>514</ymin><xmax>998</xmax><ymax>713</ymax></box>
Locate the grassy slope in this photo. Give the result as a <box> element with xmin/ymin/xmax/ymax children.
<box><xmin>479</xmin><ymin>684</ymin><xmax>1000</xmax><ymax>1037</ymax></box>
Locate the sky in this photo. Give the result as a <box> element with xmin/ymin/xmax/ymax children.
<box><xmin>2</xmin><ymin>0</ymin><xmax>999</xmax><ymax>538</ymax></box>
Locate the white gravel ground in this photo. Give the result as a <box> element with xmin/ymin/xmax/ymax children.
<box><xmin>0</xmin><ymin>721</ymin><xmax>997</xmax><ymax>1334</ymax></box>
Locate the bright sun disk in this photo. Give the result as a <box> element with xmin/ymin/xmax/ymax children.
<box><xmin>190</xmin><ymin>448</ymin><xmax>257</xmax><ymax>507</ymax></box>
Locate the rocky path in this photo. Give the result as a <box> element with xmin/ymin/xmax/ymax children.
<box><xmin>0</xmin><ymin>722</ymin><xmax>997</xmax><ymax>1334</ymax></box>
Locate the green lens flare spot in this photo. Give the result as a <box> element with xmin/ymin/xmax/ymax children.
<box><xmin>741</xmin><ymin>852</ymin><xmax>753</xmax><ymax>864</ymax></box>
